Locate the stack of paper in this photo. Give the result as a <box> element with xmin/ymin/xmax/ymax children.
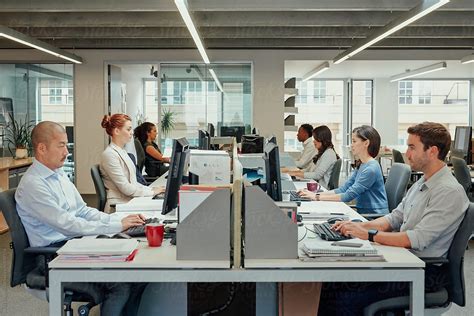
<box><xmin>300</xmin><ymin>238</ymin><xmax>384</xmax><ymax>262</ymax></box>
<box><xmin>56</xmin><ymin>239</ymin><xmax>139</xmax><ymax>262</ymax></box>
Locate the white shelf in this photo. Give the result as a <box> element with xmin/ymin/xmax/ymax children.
<box><xmin>284</xmin><ymin>126</ymin><xmax>298</xmax><ymax>132</ymax></box>
<box><xmin>284</xmin><ymin>107</ymin><xmax>298</xmax><ymax>114</ymax></box>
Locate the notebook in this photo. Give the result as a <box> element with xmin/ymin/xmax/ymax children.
<box><xmin>58</xmin><ymin>238</ymin><xmax>139</xmax><ymax>256</ymax></box>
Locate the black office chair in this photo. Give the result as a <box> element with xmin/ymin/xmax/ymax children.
<box><xmin>0</xmin><ymin>189</ymin><xmax>102</xmax><ymax>316</ymax></box>
<box><xmin>90</xmin><ymin>164</ymin><xmax>107</xmax><ymax>213</ymax></box>
<box><xmin>451</xmin><ymin>157</ymin><xmax>473</xmax><ymax>201</ymax></box>
<box><xmin>134</xmin><ymin>138</ymin><xmax>167</xmax><ymax>180</ymax></box>
<box><xmin>363</xmin><ymin>203</ymin><xmax>474</xmax><ymax>316</ymax></box>
<box><xmin>327</xmin><ymin>159</ymin><xmax>342</xmax><ymax>190</ymax></box>
<box><xmin>391</xmin><ymin>149</ymin><xmax>405</xmax><ymax>164</ymax></box>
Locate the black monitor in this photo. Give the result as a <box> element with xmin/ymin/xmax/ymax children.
<box><xmin>162</xmin><ymin>137</ymin><xmax>190</xmax><ymax>215</ymax></box>
<box><xmin>198</xmin><ymin>129</ymin><xmax>210</xmax><ymax>150</ymax></box>
<box><xmin>65</xmin><ymin>126</ymin><xmax>74</xmax><ymax>143</ymax></box>
<box><xmin>451</xmin><ymin>126</ymin><xmax>472</xmax><ymax>164</ymax></box>
<box><xmin>264</xmin><ymin>142</ymin><xmax>282</xmax><ymax>201</ymax></box>
<box><xmin>241</xmin><ymin>134</ymin><xmax>264</xmax><ymax>154</ymax></box>
<box><xmin>220</xmin><ymin>125</ymin><xmax>245</xmax><ymax>143</ymax></box>
<box><xmin>267</xmin><ymin>136</ymin><xmax>277</xmax><ymax>145</ymax></box>
<box><xmin>207</xmin><ymin>123</ymin><xmax>215</xmax><ymax>137</ymax></box>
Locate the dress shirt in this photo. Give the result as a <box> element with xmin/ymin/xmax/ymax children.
<box><xmin>15</xmin><ymin>159</ymin><xmax>123</xmax><ymax>247</ymax></box>
<box><xmin>295</xmin><ymin>138</ymin><xmax>317</xmax><ymax>169</ymax></box>
<box><xmin>384</xmin><ymin>165</ymin><xmax>469</xmax><ymax>258</ymax></box>
<box><xmin>303</xmin><ymin>148</ymin><xmax>338</xmax><ymax>189</ymax></box>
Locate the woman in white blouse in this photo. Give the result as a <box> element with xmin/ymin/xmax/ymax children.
<box><xmin>100</xmin><ymin>114</ymin><xmax>163</xmax><ymax>212</ymax></box>
<box><xmin>286</xmin><ymin>125</ymin><xmax>339</xmax><ymax>189</ymax></box>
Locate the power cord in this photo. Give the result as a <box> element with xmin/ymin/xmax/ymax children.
<box><xmin>199</xmin><ymin>283</ymin><xmax>236</xmax><ymax>316</ymax></box>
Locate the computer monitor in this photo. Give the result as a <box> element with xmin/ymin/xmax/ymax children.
<box><xmin>207</xmin><ymin>123</ymin><xmax>215</xmax><ymax>137</ymax></box>
<box><xmin>451</xmin><ymin>126</ymin><xmax>472</xmax><ymax>164</ymax></box>
<box><xmin>264</xmin><ymin>142</ymin><xmax>282</xmax><ymax>201</ymax></box>
<box><xmin>220</xmin><ymin>126</ymin><xmax>245</xmax><ymax>143</ymax></box>
<box><xmin>65</xmin><ymin>126</ymin><xmax>74</xmax><ymax>144</ymax></box>
<box><xmin>162</xmin><ymin>137</ymin><xmax>190</xmax><ymax>215</ymax></box>
<box><xmin>267</xmin><ymin>136</ymin><xmax>277</xmax><ymax>145</ymax></box>
<box><xmin>241</xmin><ymin>134</ymin><xmax>264</xmax><ymax>154</ymax></box>
<box><xmin>198</xmin><ymin>129</ymin><xmax>210</xmax><ymax>150</ymax></box>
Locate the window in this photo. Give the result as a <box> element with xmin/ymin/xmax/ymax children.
<box><xmin>365</xmin><ymin>81</ymin><xmax>372</xmax><ymax>105</ymax></box>
<box><xmin>48</xmin><ymin>80</ymin><xmax>63</xmax><ymax>104</ymax></box>
<box><xmin>296</xmin><ymin>81</ymin><xmax>307</xmax><ymax>103</ymax></box>
<box><xmin>352</xmin><ymin>80</ymin><xmax>373</xmax><ymax>128</ymax></box>
<box><xmin>418</xmin><ymin>81</ymin><xmax>432</xmax><ymax>104</ymax></box>
<box><xmin>399</xmin><ymin>81</ymin><xmax>413</xmax><ymax>105</ymax></box>
<box><xmin>313</xmin><ymin>81</ymin><xmax>326</xmax><ymax>104</ymax></box>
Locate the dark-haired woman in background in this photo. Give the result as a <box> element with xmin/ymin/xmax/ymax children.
<box><xmin>300</xmin><ymin>125</ymin><xmax>388</xmax><ymax>214</ymax></box>
<box><xmin>287</xmin><ymin>125</ymin><xmax>339</xmax><ymax>189</ymax></box>
<box><xmin>134</xmin><ymin>122</ymin><xmax>170</xmax><ymax>177</ymax></box>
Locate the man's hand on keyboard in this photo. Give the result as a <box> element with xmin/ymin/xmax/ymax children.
<box><xmin>121</xmin><ymin>214</ymin><xmax>146</xmax><ymax>231</ymax></box>
<box><xmin>333</xmin><ymin>221</ymin><xmax>368</xmax><ymax>240</ymax></box>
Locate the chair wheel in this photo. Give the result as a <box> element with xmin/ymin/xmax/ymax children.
<box><xmin>77</xmin><ymin>305</ymin><xmax>90</xmax><ymax>316</ymax></box>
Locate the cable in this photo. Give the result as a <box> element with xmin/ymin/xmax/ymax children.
<box><xmin>298</xmin><ymin>226</ymin><xmax>308</xmax><ymax>242</ymax></box>
<box><xmin>199</xmin><ymin>283</ymin><xmax>236</xmax><ymax>316</ymax></box>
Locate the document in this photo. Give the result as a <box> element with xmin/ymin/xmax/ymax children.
<box><xmin>301</xmin><ymin>238</ymin><xmax>377</xmax><ymax>256</ymax></box>
<box><xmin>58</xmin><ymin>238</ymin><xmax>139</xmax><ymax>255</ymax></box>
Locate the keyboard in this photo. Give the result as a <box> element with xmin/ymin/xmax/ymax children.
<box><xmin>123</xmin><ymin>217</ymin><xmax>160</xmax><ymax>237</ymax></box>
<box><xmin>313</xmin><ymin>222</ymin><xmax>351</xmax><ymax>241</ymax></box>
<box><xmin>289</xmin><ymin>191</ymin><xmax>312</xmax><ymax>202</ymax></box>
<box><xmin>152</xmin><ymin>192</ymin><xmax>165</xmax><ymax>200</ymax></box>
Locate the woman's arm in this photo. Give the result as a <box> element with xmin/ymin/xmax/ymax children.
<box><xmin>145</xmin><ymin>144</ymin><xmax>170</xmax><ymax>163</ymax></box>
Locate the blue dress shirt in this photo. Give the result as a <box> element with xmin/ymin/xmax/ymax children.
<box><xmin>15</xmin><ymin>159</ymin><xmax>123</xmax><ymax>247</ymax></box>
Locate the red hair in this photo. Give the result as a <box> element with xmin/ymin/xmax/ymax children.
<box><xmin>101</xmin><ymin>114</ymin><xmax>131</xmax><ymax>136</ymax></box>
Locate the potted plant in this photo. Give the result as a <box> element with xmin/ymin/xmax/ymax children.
<box><xmin>4</xmin><ymin>114</ymin><xmax>35</xmax><ymax>159</ymax></box>
<box><xmin>160</xmin><ymin>108</ymin><xmax>175</xmax><ymax>137</ymax></box>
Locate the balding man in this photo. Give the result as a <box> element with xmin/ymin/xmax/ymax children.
<box><xmin>15</xmin><ymin>121</ymin><xmax>145</xmax><ymax>315</ymax></box>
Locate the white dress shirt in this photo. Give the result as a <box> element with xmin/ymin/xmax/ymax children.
<box><xmin>294</xmin><ymin>137</ymin><xmax>317</xmax><ymax>169</ymax></box>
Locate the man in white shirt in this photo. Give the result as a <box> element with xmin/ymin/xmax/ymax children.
<box><xmin>294</xmin><ymin>124</ymin><xmax>317</xmax><ymax>169</ymax></box>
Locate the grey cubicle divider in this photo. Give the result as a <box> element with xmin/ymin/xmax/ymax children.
<box><xmin>176</xmin><ymin>188</ymin><xmax>231</xmax><ymax>261</ymax></box>
<box><xmin>243</xmin><ymin>186</ymin><xmax>297</xmax><ymax>260</ymax></box>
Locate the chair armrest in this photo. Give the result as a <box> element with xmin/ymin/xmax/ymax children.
<box><xmin>24</xmin><ymin>246</ymin><xmax>60</xmax><ymax>256</ymax></box>
<box><xmin>419</xmin><ymin>256</ymin><xmax>449</xmax><ymax>265</ymax></box>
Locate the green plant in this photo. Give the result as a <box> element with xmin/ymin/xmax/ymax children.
<box><xmin>160</xmin><ymin>108</ymin><xmax>175</xmax><ymax>137</ymax></box>
<box><xmin>4</xmin><ymin>114</ymin><xmax>35</xmax><ymax>155</ymax></box>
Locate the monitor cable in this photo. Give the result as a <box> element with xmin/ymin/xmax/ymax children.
<box><xmin>199</xmin><ymin>282</ymin><xmax>236</xmax><ymax>316</ymax></box>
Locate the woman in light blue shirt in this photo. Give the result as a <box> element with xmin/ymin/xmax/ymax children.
<box><xmin>300</xmin><ymin>125</ymin><xmax>388</xmax><ymax>214</ymax></box>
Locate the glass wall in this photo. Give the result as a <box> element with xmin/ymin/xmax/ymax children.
<box><xmin>0</xmin><ymin>64</ymin><xmax>74</xmax><ymax>181</ymax></box>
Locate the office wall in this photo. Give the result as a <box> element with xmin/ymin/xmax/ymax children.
<box><xmin>0</xmin><ymin>49</ymin><xmax>473</xmax><ymax>193</ymax></box>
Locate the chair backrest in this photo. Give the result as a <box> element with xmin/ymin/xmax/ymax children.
<box><xmin>0</xmin><ymin>189</ymin><xmax>36</xmax><ymax>287</ymax></box>
<box><xmin>134</xmin><ymin>138</ymin><xmax>146</xmax><ymax>171</ymax></box>
<box><xmin>90</xmin><ymin>164</ymin><xmax>107</xmax><ymax>212</ymax></box>
<box><xmin>451</xmin><ymin>157</ymin><xmax>472</xmax><ymax>193</ymax></box>
<box><xmin>447</xmin><ymin>203</ymin><xmax>474</xmax><ymax>306</ymax></box>
<box><xmin>392</xmin><ymin>149</ymin><xmax>405</xmax><ymax>164</ymax></box>
<box><xmin>385</xmin><ymin>163</ymin><xmax>411</xmax><ymax>212</ymax></box>
<box><xmin>327</xmin><ymin>159</ymin><xmax>342</xmax><ymax>190</ymax></box>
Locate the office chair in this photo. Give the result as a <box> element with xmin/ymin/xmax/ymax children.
<box><xmin>90</xmin><ymin>164</ymin><xmax>107</xmax><ymax>213</ymax></box>
<box><xmin>327</xmin><ymin>159</ymin><xmax>342</xmax><ymax>190</ymax></box>
<box><xmin>391</xmin><ymin>149</ymin><xmax>405</xmax><ymax>164</ymax></box>
<box><xmin>451</xmin><ymin>157</ymin><xmax>473</xmax><ymax>201</ymax></box>
<box><xmin>133</xmin><ymin>138</ymin><xmax>167</xmax><ymax>180</ymax></box>
<box><xmin>363</xmin><ymin>203</ymin><xmax>474</xmax><ymax>316</ymax></box>
<box><xmin>0</xmin><ymin>189</ymin><xmax>102</xmax><ymax>316</ymax></box>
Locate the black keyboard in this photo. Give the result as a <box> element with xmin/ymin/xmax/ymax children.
<box><xmin>152</xmin><ymin>192</ymin><xmax>165</xmax><ymax>200</ymax></box>
<box><xmin>123</xmin><ymin>217</ymin><xmax>160</xmax><ymax>237</ymax></box>
<box><xmin>313</xmin><ymin>222</ymin><xmax>351</xmax><ymax>241</ymax></box>
<box><xmin>290</xmin><ymin>191</ymin><xmax>312</xmax><ymax>202</ymax></box>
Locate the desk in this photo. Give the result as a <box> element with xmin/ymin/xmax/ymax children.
<box><xmin>0</xmin><ymin>157</ymin><xmax>33</xmax><ymax>234</ymax></box>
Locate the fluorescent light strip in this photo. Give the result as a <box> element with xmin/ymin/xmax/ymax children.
<box><xmin>302</xmin><ymin>62</ymin><xmax>330</xmax><ymax>82</ymax></box>
<box><xmin>175</xmin><ymin>0</ymin><xmax>210</xmax><ymax>64</ymax></box>
<box><xmin>333</xmin><ymin>0</ymin><xmax>450</xmax><ymax>64</ymax></box>
<box><xmin>0</xmin><ymin>27</ymin><xmax>83</xmax><ymax>64</ymax></box>
<box><xmin>209</xmin><ymin>69</ymin><xmax>224</xmax><ymax>92</ymax></box>
<box><xmin>389</xmin><ymin>62</ymin><xmax>447</xmax><ymax>82</ymax></box>
<box><xmin>461</xmin><ymin>54</ymin><xmax>474</xmax><ymax>64</ymax></box>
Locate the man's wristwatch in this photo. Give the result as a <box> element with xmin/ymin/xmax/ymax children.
<box><xmin>368</xmin><ymin>229</ymin><xmax>378</xmax><ymax>242</ymax></box>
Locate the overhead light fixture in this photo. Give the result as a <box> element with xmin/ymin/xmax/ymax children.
<box><xmin>0</xmin><ymin>26</ymin><xmax>83</xmax><ymax>64</ymax></box>
<box><xmin>389</xmin><ymin>62</ymin><xmax>447</xmax><ymax>82</ymax></box>
<box><xmin>175</xmin><ymin>0</ymin><xmax>210</xmax><ymax>64</ymax></box>
<box><xmin>461</xmin><ymin>54</ymin><xmax>474</xmax><ymax>64</ymax></box>
<box><xmin>302</xmin><ymin>62</ymin><xmax>330</xmax><ymax>82</ymax></box>
<box><xmin>209</xmin><ymin>69</ymin><xmax>224</xmax><ymax>92</ymax></box>
<box><xmin>333</xmin><ymin>0</ymin><xmax>450</xmax><ymax>64</ymax></box>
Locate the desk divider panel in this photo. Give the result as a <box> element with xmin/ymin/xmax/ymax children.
<box><xmin>177</xmin><ymin>188</ymin><xmax>231</xmax><ymax>261</ymax></box>
<box><xmin>244</xmin><ymin>186</ymin><xmax>297</xmax><ymax>260</ymax></box>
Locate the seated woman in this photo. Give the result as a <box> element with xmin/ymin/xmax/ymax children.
<box><xmin>100</xmin><ymin>114</ymin><xmax>163</xmax><ymax>212</ymax></box>
<box><xmin>300</xmin><ymin>125</ymin><xmax>388</xmax><ymax>214</ymax></box>
<box><xmin>286</xmin><ymin>125</ymin><xmax>339</xmax><ymax>189</ymax></box>
<box><xmin>134</xmin><ymin>122</ymin><xmax>170</xmax><ymax>177</ymax></box>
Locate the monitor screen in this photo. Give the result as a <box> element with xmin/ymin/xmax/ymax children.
<box><xmin>264</xmin><ymin>142</ymin><xmax>282</xmax><ymax>201</ymax></box>
<box><xmin>162</xmin><ymin>137</ymin><xmax>190</xmax><ymax>215</ymax></box>
<box><xmin>220</xmin><ymin>126</ymin><xmax>245</xmax><ymax>143</ymax></box>
<box><xmin>207</xmin><ymin>123</ymin><xmax>215</xmax><ymax>137</ymax></box>
<box><xmin>452</xmin><ymin>126</ymin><xmax>472</xmax><ymax>164</ymax></box>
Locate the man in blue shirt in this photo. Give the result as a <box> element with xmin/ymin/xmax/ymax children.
<box><xmin>16</xmin><ymin>121</ymin><xmax>146</xmax><ymax>315</ymax></box>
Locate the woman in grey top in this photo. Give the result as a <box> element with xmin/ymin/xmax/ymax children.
<box><xmin>287</xmin><ymin>125</ymin><xmax>339</xmax><ymax>188</ymax></box>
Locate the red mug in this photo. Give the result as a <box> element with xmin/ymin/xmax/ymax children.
<box><xmin>145</xmin><ymin>223</ymin><xmax>165</xmax><ymax>247</ymax></box>
<box><xmin>306</xmin><ymin>182</ymin><xmax>320</xmax><ymax>192</ymax></box>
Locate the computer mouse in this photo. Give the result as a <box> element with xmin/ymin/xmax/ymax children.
<box><xmin>112</xmin><ymin>232</ymin><xmax>132</xmax><ymax>239</ymax></box>
<box><xmin>351</xmin><ymin>219</ymin><xmax>363</xmax><ymax>222</ymax></box>
<box><xmin>327</xmin><ymin>217</ymin><xmax>344</xmax><ymax>224</ymax></box>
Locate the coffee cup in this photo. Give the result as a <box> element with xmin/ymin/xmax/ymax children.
<box><xmin>306</xmin><ymin>182</ymin><xmax>320</xmax><ymax>192</ymax></box>
<box><xmin>145</xmin><ymin>223</ymin><xmax>165</xmax><ymax>247</ymax></box>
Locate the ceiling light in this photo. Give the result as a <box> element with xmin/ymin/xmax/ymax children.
<box><xmin>389</xmin><ymin>62</ymin><xmax>447</xmax><ymax>82</ymax></box>
<box><xmin>209</xmin><ymin>69</ymin><xmax>224</xmax><ymax>92</ymax></box>
<box><xmin>175</xmin><ymin>0</ymin><xmax>210</xmax><ymax>64</ymax></box>
<box><xmin>333</xmin><ymin>0</ymin><xmax>450</xmax><ymax>64</ymax></box>
<box><xmin>0</xmin><ymin>26</ymin><xmax>83</xmax><ymax>64</ymax></box>
<box><xmin>461</xmin><ymin>54</ymin><xmax>474</xmax><ymax>64</ymax></box>
<box><xmin>302</xmin><ymin>62</ymin><xmax>330</xmax><ymax>82</ymax></box>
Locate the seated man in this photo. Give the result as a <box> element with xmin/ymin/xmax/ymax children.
<box><xmin>319</xmin><ymin>122</ymin><xmax>469</xmax><ymax>315</ymax></box>
<box><xmin>15</xmin><ymin>121</ymin><xmax>146</xmax><ymax>316</ymax></box>
<box><xmin>294</xmin><ymin>124</ymin><xmax>317</xmax><ymax>169</ymax></box>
